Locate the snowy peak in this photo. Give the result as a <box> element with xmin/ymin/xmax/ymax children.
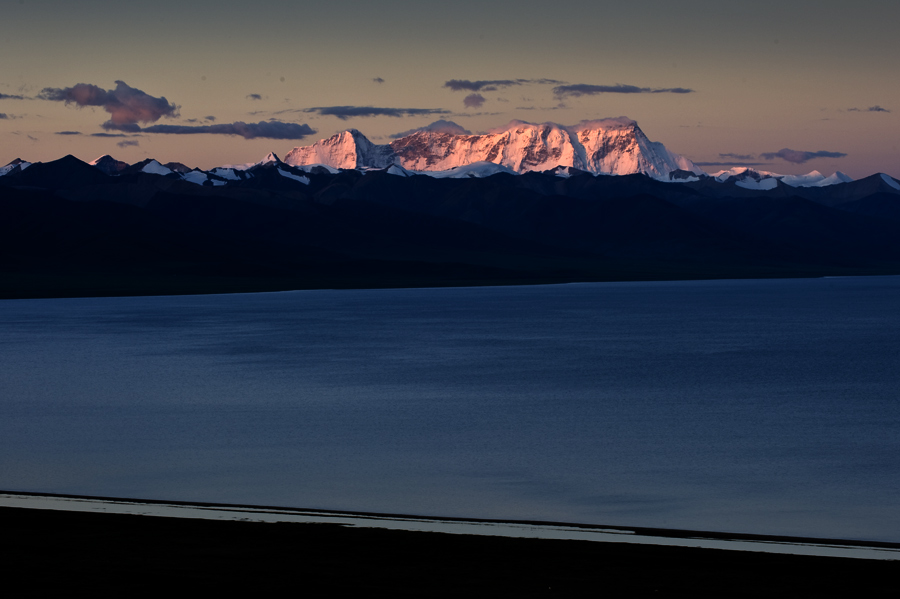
<box><xmin>713</xmin><ymin>167</ymin><xmax>780</xmax><ymax>183</ymax></box>
<box><xmin>572</xmin><ymin>119</ymin><xmax>703</xmax><ymax>178</ymax></box>
<box><xmin>828</xmin><ymin>171</ymin><xmax>854</xmax><ymax>185</ymax></box>
<box><xmin>0</xmin><ymin>158</ymin><xmax>32</xmax><ymax>177</ymax></box>
<box><xmin>284</xmin><ymin>129</ymin><xmax>394</xmax><ymax>170</ymax></box>
<box><xmin>258</xmin><ymin>151</ymin><xmax>283</xmax><ymax>166</ymax></box>
<box><xmin>780</xmin><ymin>171</ymin><xmax>825</xmax><ymax>187</ymax></box>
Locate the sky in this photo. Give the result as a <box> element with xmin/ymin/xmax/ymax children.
<box><xmin>2</xmin><ymin>0</ymin><xmax>899</xmax><ymax>178</ymax></box>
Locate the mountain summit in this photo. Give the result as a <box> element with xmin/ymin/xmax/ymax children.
<box><xmin>284</xmin><ymin>129</ymin><xmax>395</xmax><ymax>170</ymax></box>
<box><xmin>283</xmin><ymin>119</ymin><xmax>702</xmax><ymax>179</ymax></box>
<box><xmin>89</xmin><ymin>155</ymin><xmax>128</xmax><ymax>176</ymax></box>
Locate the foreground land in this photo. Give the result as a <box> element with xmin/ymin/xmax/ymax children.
<box><xmin>3</xmin><ymin>506</ymin><xmax>897</xmax><ymax>596</ymax></box>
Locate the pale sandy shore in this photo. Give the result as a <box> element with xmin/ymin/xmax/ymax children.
<box><xmin>3</xmin><ymin>491</ymin><xmax>898</xmax><ymax>595</ymax></box>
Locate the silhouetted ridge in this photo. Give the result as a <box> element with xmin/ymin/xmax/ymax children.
<box><xmin>1</xmin><ymin>155</ymin><xmax>110</xmax><ymax>189</ymax></box>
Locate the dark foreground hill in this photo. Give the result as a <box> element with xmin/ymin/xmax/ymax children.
<box><xmin>3</xmin><ymin>156</ymin><xmax>900</xmax><ymax>298</ymax></box>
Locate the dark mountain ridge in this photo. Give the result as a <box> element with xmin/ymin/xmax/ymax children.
<box><xmin>2</xmin><ymin>155</ymin><xmax>900</xmax><ymax>298</ymax></box>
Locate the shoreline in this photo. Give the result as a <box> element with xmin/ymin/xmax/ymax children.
<box><xmin>3</xmin><ymin>491</ymin><xmax>898</xmax><ymax>561</ymax></box>
<box><xmin>3</xmin><ymin>270</ymin><xmax>900</xmax><ymax>302</ymax></box>
<box><xmin>3</xmin><ymin>492</ymin><xmax>897</xmax><ymax>594</ymax></box>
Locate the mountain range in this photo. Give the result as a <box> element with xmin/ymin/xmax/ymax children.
<box><xmin>2</xmin><ymin>118</ymin><xmax>900</xmax><ymax>298</ymax></box>
<box><xmin>1</xmin><ymin>118</ymin><xmax>874</xmax><ymax>188</ymax></box>
<box><xmin>283</xmin><ymin>118</ymin><xmax>702</xmax><ymax>179</ymax></box>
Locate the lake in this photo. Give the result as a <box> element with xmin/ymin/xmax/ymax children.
<box><xmin>1</xmin><ymin>276</ymin><xmax>898</xmax><ymax>541</ymax></box>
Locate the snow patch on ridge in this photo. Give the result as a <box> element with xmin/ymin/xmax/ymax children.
<box><xmin>418</xmin><ymin>161</ymin><xmax>518</xmax><ymax>179</ymax></box>
<box><xmin>181</xmin><ymin>171</ymin><xmax>210</xmax><ymax>185</ymax></box>
<box><xmin>880</xmin><ymin>173</ymin><xmax>900</xmax><ymax>190</ymax></box>
<box><xmin>277</xmin><ymin>168</ymin><xmax>310</xmax><ymax>184</ymax></box>
<box><xmin>210</xmin><ymin>167</ymin><xmax>241</xmax><ymax>181</ymax></box>
<box><xmin>141</xmin><ymin>160</ymin><xmax>173</xmax><ymax>176</ymax></box>
<box><xmin>736</xmin><ymin>178</ymin><xmax>779</xmax><ymax>190</ymax></box>
<box><xmin>291</xmin><ymin>163</ymin><xmax>340</xmax><ymax>175</ymax></box>
<box><xmin>386</xmin><ymin>164</ymin><xmax>414</xmax><ymax>177</ymax></box>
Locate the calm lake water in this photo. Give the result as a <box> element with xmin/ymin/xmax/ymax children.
<box><xmin>1</xmin><ymin>277</ymin><xmax>899</xmax><ymax>541</ymax></box>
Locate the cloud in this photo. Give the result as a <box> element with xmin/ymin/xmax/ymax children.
<box><xmin>515</xmin><ymin>104</ymin><xmax>569</xmax><ymax>111</ymax></box>
<box><xmin>91</xmin><ymin>132</ymin><xmax>130</xmax><ymax>138</ymax></box>
<box><xmin>719</xmin><ymin>153</ymin><xmax>756</xmax><ymax>160</ymax></box>
<box><xmin>0</xmin><ymin>93</ymin><xmax>26</xmax><ymax>100</ymax></box>
<box><xmin>136</xmin><ymin>120</ymin><xmax>316</xmax><ymax>140</ymax></box>
<box><xmin>205</xmin><ymin>115</ymin><xmax>216</xmax><ymax>121</ymax></box>
<box><xmin>54</xmin><ymin>130</ymin><xmax>82</xmax><ymax>135</ymax></box>
<box><xmin>758</xmin><ymin>148</ymin><xmax>847</xmax><ymax>164</ymax></box>
<box><xmin>373</xmin><ymin>77</ymin><xmax>385</xmax><ymax>84</ymax></box>
<box><xmin>103</xmin><ymin>122</ymin><xmax>143</xmax><ymax>133</ymax></box>
<box><xmin>0</xmin><ymin>113</ymin><xmax>8</xmax><ymax>119</ymax></box>
<box><xmin>10</xmin><ymin>131</ymin><xmax>38</xmax><ymax>141</ymax></box>
<box><xmin>247</xmin><ymin>93</ymin><xmax>262</xmax><ymax>101</ymax></box>
<box><xmin>463</xmin><ymin>93</ymin><xmax>486</xmax><ymax>108</ymax></box>
<box><xmin>37</xmin><ymin>80</ymin><xmax>179</xmax><ymax>128</ymax></box>
<box><xmin>695</xmin><ymin>161</ymin><xmax>766</xmax><ymax>167</ymax></box>
<box><xmin>389</xmin><ymin>119</ymin><xmax>472</xmax><ymax>139</ymax></box>
<box><xmin>447</xmin><ymin>111</ymin><xmax>504</xmax><ymax>118</ymax></box>
<box><xmin>117</xmin><ymin>139</ymin><xmax>140</xmax><ymax>148</ymax></box>
<box><xmin>848</xmin><ymin>105</ymin><xmax>890</xmax><ymax>113</ymax></box>
<box><xmin>443</xmin><ymin>78</ymin><xmax>563</xmax><ymax>92</ymax></box>
<box><xmin>303</xmin><ymin>106</ymin><xmax>450</xmax><ymax>120</ymax></box>
<box><xmin>552</xmin><ymin>84</ymin><xmax>694</xmax><ymax>98</ymax></box>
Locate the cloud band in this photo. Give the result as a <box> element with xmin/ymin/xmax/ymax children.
<box><xmin>552</xmin><ymin>84</ymin><xmax>694</xmax><ymax>98</ymax></box>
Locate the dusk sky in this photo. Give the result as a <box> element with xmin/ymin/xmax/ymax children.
<box><xmin>2</xmin><ymin>0</ymin><xmax>899</xmax><ymax>177</ymax></box>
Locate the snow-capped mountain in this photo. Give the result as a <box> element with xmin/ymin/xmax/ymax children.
<box><xmin>712</xmin><ymin>167</ymin><xmax>781</xmax><ymax>182</ymax></box>
<box><xmin>283</xmin><ymin>118</ymin><xmax>702</xmax><ymax>179</ymax></box>
<box><xmin>570</xmin><ymin>119</ymin><xmax>701</xmax><ymax>178</ymax></box>
<box><xmin>256</xmin><ymin>151</ymin><xmax>282</xmax><ymax>166</ymax></box>
<box><xmin>711</xmin><ymin>167</ymin><xmax>855</xmax><ymax>189</ymax></box>
<box><xmin>284</xmin><ymin>129</ymin><xmax>395</xmax><ymax>170</ymax></box>
<box><xmin>0</xmin><ymin>158</ymin><xmax>31</xmax><ymax>177</ymax></box>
